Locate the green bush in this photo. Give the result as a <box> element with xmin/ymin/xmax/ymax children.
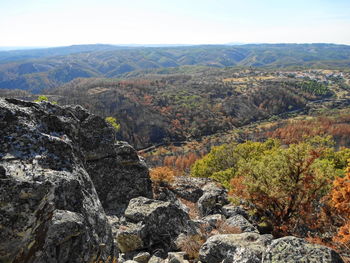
<box><xmin>34</xmin><ymin>95</ymin><xmax>57</xmax><ymax>104</ymax></box>
<box><xmin>105</xmin><ymin>116</ymin><xmax>120</xmax><ymax>131</ymax></box>
<box><xmin>191</xmin><ymin>136</ymin><xmax>349</xmax><ymax>228</ymax></box>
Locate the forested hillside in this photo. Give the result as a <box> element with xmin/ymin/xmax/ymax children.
<box><xmin>0</xmin><ymin>43</ymin><xmax>350</xmax><ymax>93</ymax></box>
<box><xmin>1</xmin><ymin>68</ymin><xmax>349</xmax><ymax>149</ymax></box>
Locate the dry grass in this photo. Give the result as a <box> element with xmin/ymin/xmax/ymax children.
<box><xmin>215</xmin><ymin>220</ymin><xmax>242</xmax><ymax>235</ymax></box>
<box><xmin>177</xmin><ymin>234</ymin><xmax>206</xmax><ymax>260</ymax></box>
<box><xmin>178</xmin><ymin>219</ymin><xmax>241</xmax><ymax>260</ymax></box>
<box><xmin>179</xmin><ymin>198</ymin><xmax>200</xmax><ymax>219</ymax></box>
<box><xmin>94</xmin><ymin>256</ymin><xmax>118</xmax><ymax>263</ymax></box>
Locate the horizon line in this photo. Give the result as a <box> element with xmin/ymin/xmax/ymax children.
<box><xmin>0</xmin><ymin>42</ymin><xmax>349</xmax><ymax>51</ymax></box>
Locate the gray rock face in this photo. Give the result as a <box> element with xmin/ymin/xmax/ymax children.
<box><xmin>118</xmin><ymin>197</ymin><xmax>193</xmax><ymax>253</ymax></box>
<box><xmin>197</xmin><ymin>183</ymin><xmax>229</xmax><ymax>217</ymax></box>
<box><xmin>116</xmin><ymin>223</ymin><xmax>145</xmax><ymax>253</ymax></box>
<box><xmin>169</xmin><ymin>176</ymin><xmax>214</xmax><ymax>202</ymax></box>
<box><xmin>263</xmin><ymin>236</ymin><xmax>344</xmax><ymax>263</ymax></box>
<box><xmin>222</xmin><ymin>205</ymin><xmax>249</xmax><ymax>219</ymax></box>
<box><xmin>202</xmin><ymin>214</ymin><xmax>225</xmax><ymax>228</ymax></box>
<box><xmin>227</xmin><ymin>246</ymin><xmax>262</xmax><ymax>263</ymax></box>
<box><xmin>0</xmin><ymin>98</ymin><xmax>152</xmax><ymax>262</ymax></box>
<box><xmin>226</xmin><ymin>215</ymin><xmax>259</xmax><ymax>233</ymax></box>
<box><xmin>86</xmin><ymin>140</ymin><xmax>152</xmax><ymax>215</ymax></box>
<box><xmin>199</xmin><ymin>233</ymin><xmax>273</xmax><ymax>263</ymax></box>
<box><xmin>153</xmin><ymin>186</ymin><xmax>190</xmax><ymax>214</ymax></box>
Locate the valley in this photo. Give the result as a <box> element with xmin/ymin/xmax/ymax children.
<box><xmin>1</xmin><ymin>44</ymin><xmax>350</xmax><ymax>262</ymax></box>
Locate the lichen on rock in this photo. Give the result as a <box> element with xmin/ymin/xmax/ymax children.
<box><xmin>0</xmin><ymin>98</ymin><xmax>152</xmax><ymax>262</ymax></box>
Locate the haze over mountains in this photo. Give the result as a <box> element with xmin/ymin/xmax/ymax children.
<box><xmin>1</xmin><ymin>43</ymin><xmax>350</xmax><ymax>93</ymax></box>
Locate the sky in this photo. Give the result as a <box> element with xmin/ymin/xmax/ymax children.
<box><xmin>0</xmin><ymin>0</ymin><xmax>350</xmax><ymax>47</ymax></box>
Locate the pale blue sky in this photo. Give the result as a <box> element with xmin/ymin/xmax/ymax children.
<box><xmin>0</xmin><ymin>0</ymin><xmax>349</xmax><ymax>46</ymax></box>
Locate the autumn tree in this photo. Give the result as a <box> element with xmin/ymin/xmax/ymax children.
<box><xmin>191</xmin><ymin>139</ymin><xmax>279</xmax><ymax>188</ymax></box>
<box><xmin>330</xmin><ymin>160</ymin><xmax>350</xmax><ymax>247</ymax></box>
<box><xmin>191</xmin><ymin>137</ymin><xmax>349</xmax><ymax>233</ymax></box>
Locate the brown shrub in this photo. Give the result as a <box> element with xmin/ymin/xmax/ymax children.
<box><xmin>178</xmin><ymin>219</ymin><xmax>241</xmax><ymax>260</ymax></box>
<box><xmin>177</xmin><ymin>234</ymin><xmax>206</xmax><ymax>260</ymax></box>
<box><xmin>178</xmin><ymin>198</ymin><xmax>200</xmax><ymax>219</ymax></box>
<box><xmin>329</xmin><ymin>161</ymin><xmax>350</xmax><ymax>252</ymax></box>
<box><xmin>150</xmin><ymin>166</ymin><xmax>176</xmax><ymax>185</ymax></box>
<box><xmin>215</xmin><ymin>220</ymin><xmax>242</xmax><ymax>235</ymax></box>
<box><xmin>94</xmin><ymin>256</ymin><xmax>118</xmax><ymax>263</ymax></box>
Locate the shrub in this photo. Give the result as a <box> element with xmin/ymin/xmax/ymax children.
<box><xmin>191</xmin><ymin>137</ymin><xmax>347</xmax><ymax>234</ymax></box>
<box><xmin>34</xmin><ymin>95</ymin><xmax>49</xmax><ymax>102</ymax></box>
<box><xmin>330</xmin><ymin>160</ymin><xmax>350</xmax><ymax>247</ymax></box>
<box><xmin>177</xmin><ymin>219</ymin><xmax>240</xmax><ymax>260</ymax></box>
<box><xmin>105</xmin><ymin>116</ymin><xmax>120</xmax><ymax>131</ymax></box>
<box><xmin>150</xmin><ymin>166</ymin><xmax>176</xmax><ymax>185</ymax></box>
<box><xmin>34</xmin><ymin>95</ymin><xmax>57</xmax><ymax>104</ymax></box>
<box><xmin>177</xmin><ymin>234</ymin><xmax>205</xmax><ymax>260</ymax></box>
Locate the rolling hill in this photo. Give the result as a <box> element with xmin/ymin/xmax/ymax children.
<box><xmin>0</xmin><ymin>43</ymin><xmax>350</xmax><ymax>93</ymax></box>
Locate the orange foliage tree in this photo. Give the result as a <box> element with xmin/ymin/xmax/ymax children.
<box><xmin>149</xmin><ymin>166</ymin><xmax>176</xmax><ymax>185</ymax></box>
<box><xmin>267</xmin><ymin>115</ymin><xmax>350</xmax><ymax>147</ymax></box>
<box><xmin>330</xmin><ymin>160</ymin><xmax>350</xmax><ymax>247</ymax></box>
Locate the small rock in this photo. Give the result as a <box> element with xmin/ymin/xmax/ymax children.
<box><xmin>202</xmin><ymin>214</ymin><xmax>225</xmax><ymax>228</ymax></box>
<box><xmin>226</xmin><ymin>214</ymin><xmax>258</xmax><ymax>233</ymax></box>
<box><xmin>168</xmin><ymin>251</ymin><xmax>189</xmax><ymax>263</ymax></box>
<box><xmin>133</xmin><ymin>252</ymin><xmax>151</xmax><ymax>263</ymax></box>
<box><xmin>116</xmin><ymin>224</ymin><xmax>144</xmax><ymax>253</ymax></box>
<box><xmin>148</xmin><ymin>255</ymin><xmax>165</xmax><ymax>263</ymax></box>
<box><xmin>222</xmin><ymin>205</ymin><xmax>249</xmax><ymax>219</ymax></box>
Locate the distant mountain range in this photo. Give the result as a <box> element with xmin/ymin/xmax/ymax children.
<box><xmin>0</xmin><ymin>43</ymin><xmax>350</xmax><ymax>93</ymax></box>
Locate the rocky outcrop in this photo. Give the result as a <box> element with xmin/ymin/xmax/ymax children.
<box><xmin>199</xmin><ymin>233</ymin><xmax>273</xmax><ymax>263</ymax></box>
<box><xmin>0</xmin><ymin>98</ymin><xmax>152</xmax><ymax>262</ymax></box>
<box><xmin>169</xmin><ymin>176</ymin><xmax>213</xmax><ymax>202</ymax></box>
<box><xmin>86</xmin><ymin>140</ymin><xmax>152</xmax><ymax>215</ymax></box>
<box><xmin>117</xmin><ymin>197</ymin><xmax>194</xmax><ymax>253</ymax></box>
<box><xmin>197</xmin><ymin>182</ymin><xmax>229</xmax><ymax>217</ymax></box>
<box><xmin>263</xmin><ymin>236</ymin><xmax>344</xmax><ymax>263</ymax></box>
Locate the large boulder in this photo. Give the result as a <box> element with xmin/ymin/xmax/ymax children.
<box><xmin>263</xmin><ymin>236</ymin><xmax>344</xmax><ymax>263</ymax></box>
<box><xmin>197</xmin><ymin>183</ymin><xmax>229</xmax><ymax>217</ymax></box>
<box><xmin>85</xmin><ymin>140</ymin><xmax>152</xmax><ymax>215</ymax></box>
<box><xmin>0</xmin><ymin>98</ymin><xmax>152</xmax><ymax>262</ymax></box>
<box><xmin>69</xmin><ymin>108</ymin><xmax>152</xmax><ymax>215</ymax></box>
<box><xmin>199</xmin><ymin>233</ymin><xmax>272</xmax><ymax>263</ymax></box>
<box><xmin>169</xmin><ymin>176</ymin><xmax>213</xmax><ymax>202</ymax></box>
<box><xmin>117</xmin><ymin>197</ymin><xmax>194</xmax><ymax>253</ymax></box>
